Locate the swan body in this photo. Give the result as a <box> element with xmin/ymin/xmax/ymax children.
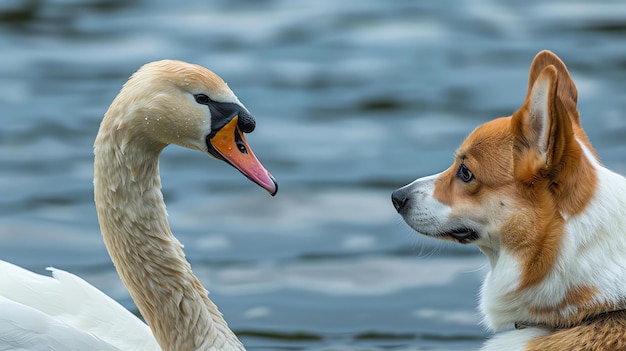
<box><xmin>0</xmin><ymin>261</ymin><xmax>156</xmax><ymax>351</ymax></box>
<box><xmin>0</xmin><ymin>60</ymin><xmax>277</xmax><ymax>351</ymax></box>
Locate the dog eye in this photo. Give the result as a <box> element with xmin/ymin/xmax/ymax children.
<box><xmin>457</xmin><ymin>164</ymin><xmax>474</xmax><ymax>183</ymax></box>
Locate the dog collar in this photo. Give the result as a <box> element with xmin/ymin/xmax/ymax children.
<box><xmin>514</xmin><ymin>308</ymin><xmax>626</xmax><ymax>330</ymax></box>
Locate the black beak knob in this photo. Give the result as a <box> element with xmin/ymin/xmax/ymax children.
<box><xmin>238</xmin><ymin>110</ymin><xmax>255</xmax><ymax>133</ymax></box>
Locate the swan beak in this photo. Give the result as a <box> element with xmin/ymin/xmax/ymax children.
<box><xmin>209</xmin><ymin>116</ymin><xmax>278</xmax><ymax>196</ymax></box>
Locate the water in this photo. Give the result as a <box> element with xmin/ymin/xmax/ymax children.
<box><xmin>1</xmin><ymin>0</ymin><xmax>626</xmax><ymax>350</ymax></box>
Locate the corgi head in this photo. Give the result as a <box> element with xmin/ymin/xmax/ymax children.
<box><xmin>391</xmin><ymin>51</ymin><xmax>622</xmax><ymax>329</ymax></box>
<box><xmin>392</xmin><ymin>51</ymin><xmax>596</xmax><ymax>252</ymax></box>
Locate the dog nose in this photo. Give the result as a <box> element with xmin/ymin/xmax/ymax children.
<box><xmin>391</xmin><ymin>188</ymin><xmax>409</xmax><ymax>212</ymax></box>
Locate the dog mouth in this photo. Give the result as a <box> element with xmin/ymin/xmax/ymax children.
<box><xmin>439</xmin><ymin>227</ymin><xmax>480</xmax><ymax>244</ymax></box>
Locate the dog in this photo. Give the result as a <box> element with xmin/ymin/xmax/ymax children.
<box><xmin>391</xmin><ymin>50</ymin><xmax>626</xmax><ymax>350</ymax></box>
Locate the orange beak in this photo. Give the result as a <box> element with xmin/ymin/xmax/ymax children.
<box><xmin>208</xmin><ymin>116</ymin><xmax>278</xmax><ymax>196</ymax></box>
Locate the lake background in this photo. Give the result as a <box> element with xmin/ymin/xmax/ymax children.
<box><xmin>1</xmin><ymin>1</ymin><xmax>626</xmax><ymax>350</ymax></box>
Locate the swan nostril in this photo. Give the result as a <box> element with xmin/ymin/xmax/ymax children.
<box><xmin>391</xmin><ymin>189</ymin><xmax>408</xmax><ymax>212</ymax></box>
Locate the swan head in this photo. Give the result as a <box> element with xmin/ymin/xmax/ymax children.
<box><xmin>104</xmin><ymin>60</ymin><xmax>277</xmax><ymax>195</ymax></box>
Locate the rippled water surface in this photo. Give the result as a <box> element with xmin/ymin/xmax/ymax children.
<box><xmin>1</xmin><ymin>1</ymin><xmax>626</xmax><ymax>350</ymax></box>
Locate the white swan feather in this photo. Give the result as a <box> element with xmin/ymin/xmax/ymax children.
<box><xmin>0</xmin><ymin>260</ymin><xmax>159</xmax><ymax>350</ymax></box>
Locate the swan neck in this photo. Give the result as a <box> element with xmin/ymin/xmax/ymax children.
<box><xmin>93</xmin><ymin>120</ymin><xmax>245</xmax><ymax>351</ymax></box>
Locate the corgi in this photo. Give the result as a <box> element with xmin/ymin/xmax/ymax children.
<box><xmin>391</xmin><ymin>50</ymin><xmax>626</xmax><ymax>351</ymax></box>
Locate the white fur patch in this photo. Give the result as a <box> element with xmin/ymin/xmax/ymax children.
<box><xmin>528</xmin><ymin>74</ymin><xmax>551</xmax><ymax>155</ymax></box>
<box><xmin>480</xmin><ymin>328</ymin><xmax>550</xmax><ymax>351</ymax></box>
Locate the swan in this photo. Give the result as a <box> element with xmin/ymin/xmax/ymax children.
<box><xmin>0</xmin><ymin>60</ymin><xmax>278</xmax><ymax>351</ymax></box>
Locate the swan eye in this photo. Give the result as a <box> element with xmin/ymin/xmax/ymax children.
<box><xmin>457</xmin><ymin>164</ymin><xmax>474</xmax><ymax>183</ymax></box>
<box><xmin>194</xmin><ymin>94</ymin><xmax>210</xmax><ymax>105</ymax></box>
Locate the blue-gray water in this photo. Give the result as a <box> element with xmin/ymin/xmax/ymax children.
<box><xmin>1</xmin><ymin>1</ymin><xmax>626</xmax><ymax>350</ymax></box>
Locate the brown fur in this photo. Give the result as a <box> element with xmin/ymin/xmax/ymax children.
<box><xmin>432</xmin><ymin>60</ymin><xmax>597</xmax><ymax>290</ymax></box>
<box><xmin>433</xmin><ymin>117</ymin><xmax>515</xmax><ymax>209</ymax></box>
<box><xmin>498</xmin><ymin>51</ymin><xmax>618</xmax><ymax>345</ymax></box>
<box><xmin>394</xmin><ymin>50</ymin><xmax>625</xmax><ymax>349</ymax></box>
<box><xmin>508</xmin><ymin>58</ymin><xmax>597</xmax><ymax>293</ymax></box>
<box><xmin>539</xmin><ymin>285</ymin><xmax>599</xmax><ymax>315</ymax></box>
<box><xmin>526</xmin><ymin>310</ymin><xmax>626</xmax><ymax>351</ymax></box>
<box><xmin>432</xmin><ymin>63</ymin><xmax>591</xmax><ymax>291</ymax></box>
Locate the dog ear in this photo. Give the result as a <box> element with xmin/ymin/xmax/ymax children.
<box><xmin>527</xmin><ymin>50</ymin><xmax>580</xmax><ymax>126</ymax></box>
<box><xmin>528</xmin><ymin>65</ymin><xmax>561</xmax><ymax>162</ymax></box>
<box><xmin>512</xmin><ymin>65</ymin><xmax>574</xmax><ymax>182</ymax></box>
<box><xmin>513</xmin><ymin>52</ymin><xmax>597</xmax><ymax>217</ymax></box>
